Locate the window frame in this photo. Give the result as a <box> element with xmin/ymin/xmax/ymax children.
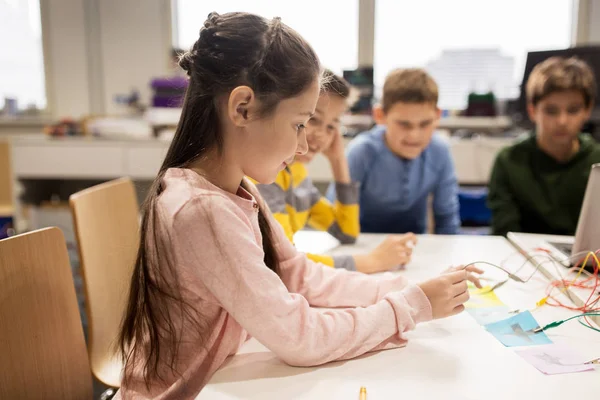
<box><xmin>15</xmin><ymin>0</ymin><xmax>584</xmax><ymax>122</ymax></box>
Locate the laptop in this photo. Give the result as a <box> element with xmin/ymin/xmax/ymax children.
<box><xmin>544</xmin><ymin>163</ymin><xmax>600</xmax><ymax>269</ymax></box>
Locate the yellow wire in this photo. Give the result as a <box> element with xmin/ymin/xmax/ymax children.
<box><xmin>536</xmin><ymin>251</ymin><xmax>599</xmax><ymax>308</ymax></box>
<box><xmin>562</xmin><ymin>252</ymin><xmax>591</xmax><ymax>292</ymax></box>
<box><xmin>592</xmin><ymin>253</ymin><xmax>600</xmax><ymax>273</ymax></box>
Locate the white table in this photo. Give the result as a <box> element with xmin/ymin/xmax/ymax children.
<box><xmin>199</xmin><ymin>233</ymin><xmax>600</xmax><ymax>399</ymax></box>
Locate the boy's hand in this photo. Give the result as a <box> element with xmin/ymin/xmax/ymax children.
<box><xmin>357</xmin><ymin>233</ymin><xmax>416</xmax><ymax>274</ymax></box>
<box><xmin>321</xmin><ymin>130</ymin><xmax>345</xmax><ymax>162</ymax></box>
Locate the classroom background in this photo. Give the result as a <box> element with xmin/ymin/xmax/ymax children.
<box><xmin>3</xmin><ymin>0</ymin><xmax>600</xmax><ymax>238</ymax></box>
<box><xmin>1</xmin><ymin>1</ymin><xmax>600</xmax><ymax>399</ymax></box>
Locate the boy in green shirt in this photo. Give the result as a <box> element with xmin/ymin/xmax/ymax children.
<box><xmin>489</xmin><ymin>56</ymin><xmax>600</xmax><ymax>236</ymax></box>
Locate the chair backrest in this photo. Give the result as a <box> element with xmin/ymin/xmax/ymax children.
<box><xmin>0</xmin><ymin>227</ymin><xmax>93</xmax><ymax>399</ymax></box>
<box><xmin>70</xmin><ymin>177</ymin><xmax>139</xmax><ymax>388</ymax></box>
<box><xmin>0</xmin><ymin>140</ymin><xmax>14</xmax><ymax>215</ymax></box>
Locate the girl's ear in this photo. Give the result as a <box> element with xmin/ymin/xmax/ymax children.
<box><xmin>228</xmin><ymin>86</ymin><xmax>256</xmax><ymax>127</ymax></box>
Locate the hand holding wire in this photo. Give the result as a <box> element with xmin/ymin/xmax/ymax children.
<box><xmin>445</xmin><ymin>264</ymin><xmax>484</xmax><ymax>288</ymax></box>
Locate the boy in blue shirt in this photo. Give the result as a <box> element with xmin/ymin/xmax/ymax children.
<box><xmin>327</xmin><ymin>68</ymin><xmax>460</xmax><ymax>234</ymax></box>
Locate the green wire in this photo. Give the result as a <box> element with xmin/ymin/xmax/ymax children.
<box><xmin>579</xmin><ymin>318</ymin><xmax>600</xmax><ymax>333</ymax></box>
<box><xmin>535</xmin><ymin>313</ymin><xmax>600</xmax><ymax>333</ymax></box>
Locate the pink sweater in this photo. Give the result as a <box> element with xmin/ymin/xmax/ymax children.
<box><xmin>117</xmin><ymin>168</ymin><xmax>432</xmax><ymax>399</ymax></box>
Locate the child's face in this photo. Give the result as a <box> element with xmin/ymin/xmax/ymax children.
<box><xmin>240</xmin><ymin>79</ymin><xmax>320</xmax><ymax>184</ymax></box>
<box><xmin>295</xmin><ymin>93</ymin><xmax>347</xmax><ymax>164</ymax></box>
<box><xmin>375</xmin><ymin>102</ymin><xmax>440</xmax><ymax>159</ymax></box>
<box><xmin>528</xmin><ymin>90</ymin><xmax>592</xmax><ymax>147</ymax></box>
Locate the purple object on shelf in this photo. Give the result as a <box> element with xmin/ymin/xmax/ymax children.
<box><xmin>150</xmin><ymin>76</ymin><xmax>189</xmax><ymax>89</ymax></box>
<box><xmin>152</xmin><ymin>96</ymin><xmax>183</xmax><ymax>108</ymax></box>
<box><xmin>0</xmin><ymin>216</ymin><xmax>14</xmax><ymax>240</ymax></box>
<box><xmin>150</xmin><ymin>77</ymin><xmax>188</xmax><ymax>108</ymax></box>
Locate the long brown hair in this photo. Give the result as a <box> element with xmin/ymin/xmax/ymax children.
<box><xmin>118</xmin><ymin>11</ymin><xmax>321</xmax><ymax>387</ymax></box>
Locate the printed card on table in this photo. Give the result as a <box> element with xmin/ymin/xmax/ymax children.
<box><xmin>465</xmin><ymin>286</ymin><xmax>505</xmax><ymax>309</ymax></box>
<box><xmin>516</xmin><ymin>343</ymin><xmax>595</xmax><ymax>375</ymax></box>
<box><xmin>484</xmin><ymin>311</ymin><xmax>552</xmax><ymax>347</ymax></box>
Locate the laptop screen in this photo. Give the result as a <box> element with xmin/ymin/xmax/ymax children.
<box><xmin>572</xmin><ymin>163</ymin><xmax>600</xmax><ymax>255</ymax></box>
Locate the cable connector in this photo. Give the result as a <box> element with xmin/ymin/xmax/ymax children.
<box><xmin>536</xmin><ymin>297</ymin><xmax>548</xmax><ymax>307</ymax></box>
<box><xmin>532</xmin><ymin>320</ymin><xmax>565</xmax><ymax>333</ymax></box>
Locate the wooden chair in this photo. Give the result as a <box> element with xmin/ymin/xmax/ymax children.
<box><xmin>0</xmin><ymin>140</ymin><xmax>15</xmax><ymax>233</ymax></box>
<box><xmin>0</xmin><ymin>227</ymin><xmax>93</xmax><ymax>399</ymax></box>
<box><xmin>70</xmin><ymin>177</ymin><xmax>140</xmax><ymax>388</ymax></box>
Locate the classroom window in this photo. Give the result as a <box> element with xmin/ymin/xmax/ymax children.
<box><xmin>374</xmin><ymin>0</ymin><xmax>574</xmax><ymax>110</ymax></box>
<box><xmin>172</xmin><ymin>0</ymin><xmax>359</xmax><ymax>76</ymax></box>
<box><xmin>0</xmin><ymin>0</ymin><xmax>47</xmax><ymax>112</ymax></box>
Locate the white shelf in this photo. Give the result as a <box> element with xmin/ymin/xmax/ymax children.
<box><xmin>10</xmin><ymin>133</ymin><xmax>516</xmax><ymax>184</ymax></box>
<box><xmin>438</xmin><ymin>116</ymin><xmax>512</xmax><ymax>130</ymax></box>
<box><xmin>144</xmin><ymin>107</ymin><xmax>182</xmax><ymax>126</ymax></box>
<box><xmin>341</xmin><ymin>115</ymin><xmax>513</xmax><ymax>134</ymax></box>
<box><xmin>11</xmin><ymin>135</ymin><xmax>169</xmax><ymax>179</ymax></box>
<box><xmin>141</xmin><ymin>110</ymin><xmax>512</xmax><ymax>132</ymax></box>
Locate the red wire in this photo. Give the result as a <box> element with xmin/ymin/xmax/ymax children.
<box><xmin>543</xmin><ymin>250</ymin><xmax>600</xmax><ymax>313</ymax></box>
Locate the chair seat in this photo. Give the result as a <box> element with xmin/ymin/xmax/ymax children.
<box><xmin>94</xmin><ymin>356</ymin><xmax>123</xmax><ymax>388</ymax></box>
<box><xmin>0</xmin><ymin>204</ymin><xmax>14</xmax><ymax>217</ymax></box>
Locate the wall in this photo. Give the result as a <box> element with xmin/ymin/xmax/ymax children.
<box><xmin>588</xmin><ymin>0</ymin><xmax>600</xmax><ymax>44</ymax></box>
<box><xmin>40</xmin><ymin>0</ymin><xmax>91</xmax><ymax>119</ymax></box>
<box><xmin>39</xmin><ymin>0</ymin><xmax>171</xmax><ymax>119</ymax></box>
<box><xmin>573</xmin><ymin>0</ymin><xmax>600</xmax><ymax>45</ymax></box>
<box><xmin>357</xmin><ymin>0</ymin><xmax>375</xmax><ymax>67</ymax></box>
<box><xmin>96</xmin><ymin>0</ymin><xmax>172</xmax><ymax>115</ymax></box>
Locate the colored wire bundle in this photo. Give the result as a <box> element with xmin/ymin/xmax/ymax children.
<box><xmin>465</xmin><ymin>249</ymin><xmax>600</xmax><ymax>333</ymax></box>
<box><xmin>539</xmin><ymin>251</ymin><xmax>600</xmax><ymax>332</ymax></box>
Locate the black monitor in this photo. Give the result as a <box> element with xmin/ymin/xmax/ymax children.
<box><xmin>343</xmin><ymin>67</ymin><xmax>374</xmax><ymax>114</ymax></box>
<box><xmin>515</xmin><ymin>46</ymin><xmax>600</xmax><ymax>138</ymax></box>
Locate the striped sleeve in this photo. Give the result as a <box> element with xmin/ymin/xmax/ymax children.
<box><xmin>255</xmin><ymin>174</ymin><xmax>354</xmax><ymax>270</ymax></box>
<box><xmin>304</xmin><ymin>252</ymin><xmax>356</xmax><ymax>271</ymax></box>
<box><xmin>307</xmin><ymin>181</ymin><xmax>360</xmax><ymax>245</ymax></box>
